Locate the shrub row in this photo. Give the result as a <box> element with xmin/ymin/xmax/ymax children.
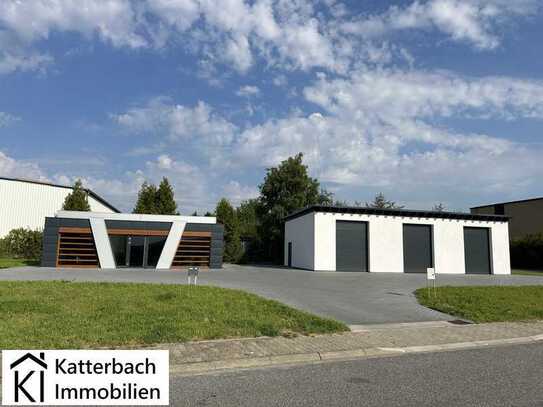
<box><xmin>0</xmin><ymin>228</ymin><xmax>43</xmax><ymax>260</ymax></box>
<box><xmin>510</xmin><ymin>233</ymin><xmax>543</xmax><ymax>270</ymax></box>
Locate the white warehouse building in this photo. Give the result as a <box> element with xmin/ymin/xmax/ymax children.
<box><xmin>284</xmin><ymin>206</ymin><xmax>511</xmax><ymax>275</ymax></box>
<box><xmin>0</xmin><ymin>177</ymin><xmax>119</xmax><ymax>237</ymax></box>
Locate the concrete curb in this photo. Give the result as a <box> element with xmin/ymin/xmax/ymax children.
<box><xmin>170</xmin><ymin>334</ymin><xmax>543</xmax><ymax>376</ymax></box>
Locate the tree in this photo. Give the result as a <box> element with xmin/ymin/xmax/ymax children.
<box><xmin>62</xmin><ymin>179</ymin><xmax>91</xmax><ymax>211</ymax></box>
<box><xmin>365</xmin><ymin>192</ymin><xmax>404</xmax><ymax>209</ymax></box>
<box><xmin>133</xmin><ymin>182</ymin><xmax>158</xmax><ymax>214</ymax></box>
<box><xmin>155</xmin><ymin>177</ymin><xmax>178</xmax><ymax>215</ymax></box>
<box><xmin>236</xmin><ymin>199</ymin><xmax>262</xmax><ymax>261</ymax></box>
<box><xmin>216</xmin><ymin>198</ymin><xmax>243</xmax><ymax>263</ymax></box>
<box><xmin>133</xmin><ymin>177</ymin><xmax>179</xmax><ymax>215</ymax></box>
<box><xmin>432</xmin><ymin>203</ymin><xmax>446</xmax><ymax>212</ymax></box>
<box><xmin>257</xmin><ymin>153</ymin><xmax>331</xmax><ymax>262</ymax></box>
<box><xmin>237</xmin><ymin>199</ymin><xmax>258</xmax><ymax>240</ymax></box>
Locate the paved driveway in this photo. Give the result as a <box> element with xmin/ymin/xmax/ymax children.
<box><xmin>1</xmin><ymin>265</ymin><xmax>542</xmax><ymax>324</ymax></box>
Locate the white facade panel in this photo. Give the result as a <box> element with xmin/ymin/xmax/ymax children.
<box><xmin>89</xmin><ymin>218</ymin><xmax>116</xmax><ymax>269</ymax></box>
<box><xmin>156</xmin><ymin>221</ymin><xmax>186</xmax><ymax>269</ymax></box>
<box><xmin>284</xmin><ymin>212</ymin><xmax>315</xmax><ymax>270</ymax></box>
<box><xmin>286</xmin><ymin>210</ymin><xmax>511</xmax><ymax>275</ymax></box>
<box><xmin>56</xmin><ymin>211</ymin><xmax>216</xmax><ymax>224</ymax></box>
<box><xmin>0</xmin><ymin>179</ymin><xmax>116</xmax><ymax>237</ymax></box>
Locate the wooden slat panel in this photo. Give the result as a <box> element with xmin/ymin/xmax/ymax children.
<box><xmin>58</xmin><ymin>253</ymin><xmax>98</xmax><ymax>258</ymax></box>
<box><xmin>182</xmin><ymin>231</ymin><xmax>212</xmax><ymax>238</ymax></box>
<box><xmin>57</xmin><ymin>231</ymin><xmax>99</xmax><ymax>268</ymax></box>
<box><xmin>59</xmin><ymin>247</ymin><xmax>97</xmax><ymax>252</ymax></box>
<box><xmin>173</xmin><ymin>233</ymin><xmax>211</xmax><ymax>268</ymax></box>
<box><xmin>59</xmin><ymin>227</ymin><xmax>92</xmax><ymax>234</ymax></box>
<box><xmin>60</xmin><ymin>241</ymin><xmax>94</xmax><ymax>247</ymax></box>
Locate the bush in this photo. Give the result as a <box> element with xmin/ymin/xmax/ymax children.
<box><xmin>510</xmin><ymin>234</ymin><xmax>543</xmax><ymax>270</ymax></box>
<box><xmin>0</xmin><ymin>238</ymin><xmax>9</xmax><ymax>257</ymax></box>
<box><xmin>1</xmin><ymin>228</ymin><xmax>43</xmax><ymax>260</ymax></box>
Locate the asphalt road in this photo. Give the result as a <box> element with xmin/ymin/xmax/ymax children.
<box><xmin>3</xmin><ymin>265</ymin><xmax>543</xmax><ymax>324</ymax></box>
<box><xmin>171</xmin><ymin>343</ymin><xmax>543</xmax><ymax>407</ymax></box>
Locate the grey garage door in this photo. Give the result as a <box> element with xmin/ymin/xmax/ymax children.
<box><xmin>464</xmin><ymin>227</ymin><xmax>491</xmax><ymax>275</ymax></box>
<box><xmin>403</xmin><ymin>224</ymin><xmax>433</xmax><ymax>273</ymax></box>
<box><xmin>336</xmin><ymin>221</ymin><xmax>368</xmax><ymax>272</ymax></box>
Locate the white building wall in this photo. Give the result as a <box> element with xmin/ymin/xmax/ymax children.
<box><xmin>0</xmin><ymin>179</ymin><xmax>116</xmax><ymax>237</ymax></box>
<box><xmin>291</xmin><ymin>211</ymin><xmax>510</xmax><ymax>274</ymax></box>
<box><xmin>284</xmin><ymin>212</ymin><xmax>315</xmax><ymax>270</ymax></box>
<box><xmin>490</xmin><ymin>221</ymin><xmax>511</xmax><ymax>275</ymax></box>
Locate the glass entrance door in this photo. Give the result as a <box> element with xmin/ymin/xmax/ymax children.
<box><xmin>128</xmin><ymin>236</ymin><xmax>145</xmax><ymax>267</ymax></box>
<box><xmin>109</xmin><ymin>235</ymin><xmax>167</xmax><ymax>268</ymax></box>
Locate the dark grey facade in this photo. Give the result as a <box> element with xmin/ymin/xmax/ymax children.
<box><xmin>471</xmin><ymin>197</ymin><xmax>543</xmax><ymax>240</ymax></box>
<box><xmin>42</xmin><ymin>216</ymin><xmax>224</xmax><ymax>269</ymax></box>
<box><xmin>41</xmin><ymin>217</ymin><xmax>90</xmax><ymax>268</ymax></box>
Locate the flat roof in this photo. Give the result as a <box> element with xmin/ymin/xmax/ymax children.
<box><xmin>56</xmin><ymin>210</ymin><xmax>216</xmax><ymax>224</ymax></box>
<box><xmin>470</xmin><ymin>196</ymin><xmax>543</xmax><ymax>209</ymax></box>
<box><xmin>0</xmin><ymin>176</ymin><xmax>120</xmax><ymax>213</ymax></box>
<box><xmin>285</xmin><ymin>205</ymin><xmax>509</xmax><ymax>223</ymax></box>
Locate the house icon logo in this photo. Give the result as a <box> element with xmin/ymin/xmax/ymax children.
<box><xmin>9</xmin><ymin>352</ymin><xmax>47</xmax><ymax>403</ymax></box>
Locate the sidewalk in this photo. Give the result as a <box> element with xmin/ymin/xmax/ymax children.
<box><xmin>156</xmin><ymin>321</ymin><xmax>543</xmax><ymax>374</ymax></box>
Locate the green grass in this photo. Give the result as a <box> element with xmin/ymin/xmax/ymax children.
<box><xmin>0</xmin><ymin>281</ymin><xmax>347</xmax><ymax>349</ymax></box>
<box><xmin>512</xmin><ymin>269</ymin><xmax>543</xmax><ymax>277</ymax></box>
<box><xmin>0</xmin><ymin>257</ymin><xmax>39</xmax><ymax>268</ymax></box>
<box><xmin>416</xmin><ymin>286</ymin><xmax>543</xmax><ymax>323</ymax></box>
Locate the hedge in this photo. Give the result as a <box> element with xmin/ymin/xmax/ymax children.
<box><xmin>0</xmin><ymin>228</ymin><xmax>43</xmax><ymax>260</ymax></box>
<box><xmin>510</xmin><ymin>233</ymin><xmax>543</xmax><ymax>270</ymax></box>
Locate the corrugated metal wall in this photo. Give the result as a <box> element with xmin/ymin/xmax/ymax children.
<box><xmin>0</xmin><ymin>179</ymin><xmax>115</xmax><ymax>237</ymax></box>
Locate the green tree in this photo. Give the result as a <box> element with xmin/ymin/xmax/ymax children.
<box><xmin>133</xmin><ymin>182</ymin><xmax>158</xmax><ymax>214</ymax></box>
<box><xmin>1</xmin><ymin>228</ymin><xmax>43</xmax><ymax>259</ymax></box>
<box><xmin>257</xmin><ymin>153</ymin><xmax>331</xmax><ymax>262</ymax></box>
<box><xmin>237</xmin><ymin>199</ymin><xmax>258</xmax><ymax>239</ymax></box>
<box><xmin>62</xmin><ymin>179</ymin><xmax>91</xmax><ymax>211</ymax></box>
<box><xmin>365</xmin><ymin>192</ymin><xmax>404</xmax><ymax>209</ymax></box>
<box><xmin>432</xmin><ymin>203</ymin><xmax>446</xmax><ymax>212</ymax></box>
<box><xmin>156</xmin><ymin>177</ymin><xmax>178</xmax><ymax>215</ymax></box>
<box><xmin>216</xmin><ymin>198</ymin><xmax>243</xmax><ymax>263</ymax></box>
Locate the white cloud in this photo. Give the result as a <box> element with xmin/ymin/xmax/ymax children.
<box><xmin>1</xmin><ymin>0</ymin><xmax>538</xmax><ymax>76</ymax></box>
<box><xmin>0</xmin><ymin>50</ymin><xmax>53</xmax><ymax>75</ymax></box>
<box><xmin>0</xmin><ymin>151</ymin><xmax>48</xmax><ymax>181</ymax></box>
<box><xmin>236</xmin><ymin>85</ymin><xmax>260</xmax><ymax>97</ymax></box>
<box><xmin>221</xmin><ymin>180</ymin><xmax>258</xmax><ymax>205</ymax></box>
<box><xmin>113</xmin><ymin>97</ymin><xmax>237</xmax><ymax>145</ymax></box>
<box><xmin>304</xmin><ymin>70</ymin><xmax>543</xmax><ymax>120</ymax></box>
<box><xmin>0</xmin><ymin>0</ymin><xmax>145</xmax><ymax>48</ymax></box>
<box><xmin>53</xmin><ymin>155</ymin><xmax>214</xmax><ymax>214</ymax></box>
<box><xmin>0</xmin><ymin>0</ymin><xmax>355</xmax><ymax>75</ymax></box>
<box><xmin>0</xmin><ymin>112</ymin><xmax>20</xmax><ymax>127</ymax></box>
<box><xmin>342</xmin><ymin>0</ymin><xmax>540</xmax><ymax>50</ymax></box>
<box><xmin>228</xmin><ymin>68</ymin><xmax>543</xmax><ymax>199</ymax></box>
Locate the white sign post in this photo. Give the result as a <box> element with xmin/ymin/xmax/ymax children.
<box><xmin>427</xmin><ymin>267</ymin><xmax>436</xmax><ymax>298</ymax></box>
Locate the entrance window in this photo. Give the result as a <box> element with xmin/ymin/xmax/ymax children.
<box><xmin>109</xmin><ymin>235</ymin><xmax>167</xmax><ymax>268</ymax></box>
<box><xmin>110</xmin><ymin>235</ymin><xmax>129</xmax><ymax>267</ymax></box>
<box><xmin>147</xmin><ymin>236</ymin><xmax>167</xmax><ymax>267</ymax></box>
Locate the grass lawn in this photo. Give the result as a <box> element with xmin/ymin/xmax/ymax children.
<box><xmin>0</xmin><ymin>281</ymin><xmax>347</xmax><ymax>349</ymax></box>
<box><xmin>416</xmin><ymin>286</ymin><xmax>543</xmax><ymax>323</ymax></box>
<box><xmin>512</xmin><ymin>269</ymin><xmax>543</xmax><ymax>277</ymax></box>
<box><xmin>0</xmin><ymin>257</ymin><xmax>39</xmax><ymax>268</ymax></box>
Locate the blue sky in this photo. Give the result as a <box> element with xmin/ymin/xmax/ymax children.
<box><xmin>0</xmin><ymin>0</ymin><xmax>542</xmax><ymax>213</ymax></box>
